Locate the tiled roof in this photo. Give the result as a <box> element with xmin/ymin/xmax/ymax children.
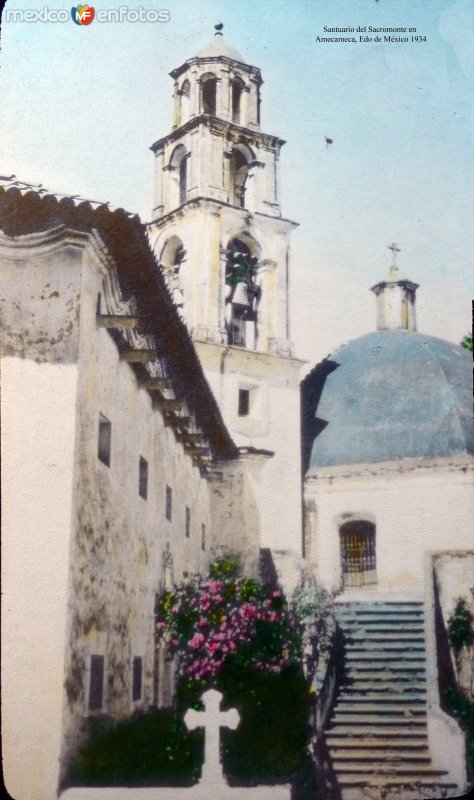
<box><xmin>0</xmin><ymin>176</ymin><xmax>237</xmax><ymax>462</ymax></box>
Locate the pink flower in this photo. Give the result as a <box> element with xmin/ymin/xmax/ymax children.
<box><xmin>189</xmin><ymin>633</ymin><xmax>205</xmax><ymax>650</ymax></box>
<box><xmin>208</xmin><ymin>580</ymin><xmax>224</xmax><ymax>594</ymax></box>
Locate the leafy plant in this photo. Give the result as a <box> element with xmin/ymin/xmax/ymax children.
<box><xmin>447</xmin><ymin>597</ymin><xmax>473</xmax><ymax>654</ymax></box>
<box><xmin>461</xmin><ymin>334</ymin><xmax>473</xmax><ymax>352</ymax></box>
<box><xmin>66</xmin><ymin>709</ymin><xmax>202</xmax><ymax>787</ymax></box>
<box><xmin>445</xmin><ymin>686</ymin><xmax>474</xmax><ymax>771</ymax></box>
<box><xmin>155</xmin><ymin>558</ymin><xmax>301</xmax><ymax>682</ymax></box>
<box><xmin>292</xmin><ymin>573</ymin><xmax>335</xmax><ymax>683</ymax></box>
<box><xmin>226</xmin><ymin>251</ymin><xmax>258</xmax><ymax>287</ymax></box>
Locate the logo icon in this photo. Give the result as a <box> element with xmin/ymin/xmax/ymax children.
<box><xmin>71</xmin><ymin>4</ymin><xmax>95</xmax><ymax>25</ymax></box>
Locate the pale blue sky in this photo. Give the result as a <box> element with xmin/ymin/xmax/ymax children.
<box><xmin>1</xmin><ymin>0</ymin><xmax>473</xmax><ymax>363</ymax></box>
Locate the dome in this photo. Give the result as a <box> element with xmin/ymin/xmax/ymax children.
<box><xmin>196</xmin><ymin>34</ymin><xmax>244</xmax><ymax>63</ymax></box>
<box><xmin>304</xmin><ymin>330</ymin><xmax>473</xmax><ymax>472</ymax></box>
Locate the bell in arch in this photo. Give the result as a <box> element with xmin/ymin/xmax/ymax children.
<box><xmin>232</xmin><ymin>281</ymin><xmax>251</xmax><ymax>307</ymax></box>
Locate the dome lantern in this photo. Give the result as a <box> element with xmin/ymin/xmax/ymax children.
<box><xmin>370</xmin><ymin>244</ymin><xmax>419</xmax><ymax>332</ymax></box>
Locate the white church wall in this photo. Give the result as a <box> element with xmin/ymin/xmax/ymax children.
<box><xmin>1</xmin><ymin>223</ymin><xmax>242</xmax><ymax>800</ymax></box>
<box><xmin>60</xmin><ymin>235</ymin><xmax>219</xmax><ymax>776</ymax></box>
<box><xmin>305</xmin><ymin>457</ymin><xmax>474</xmax><ymax>594</ymax></box>
<box><xmin>196</xmin><ymin>341</ymin><xmax>303</xmax><ymax>558</ymax></box>
<box><xmin>1</xmin><ymin>229</ymin><xmax>85</xmax><ymax>800</ymax></box>
<box><xmin>1</xmin><ymin>357</ymin><xmax>78</xmax><ymax>800</ymax></box>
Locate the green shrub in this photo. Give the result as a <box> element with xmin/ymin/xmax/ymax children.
<box><xmin>66</xmin><ymin>708</ymin><xmax>202</xmax><ymax>787</ymax></box>
<box><xmin>448</xmin><ymin>597</ymin><xmax>473</xmax><ymax>654</ymax></box>
<box><xmin>177</xmin><ymin>661</ymin><xmax>312</xmax><ymax>786</ymax></box>
<box><xmin>445</xmin><ymin>686</ymin><xmax>474</xmax><ymax>772</ymax></box>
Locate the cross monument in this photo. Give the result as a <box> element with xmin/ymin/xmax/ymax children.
<box><xmin>184</xmin><ymin>689</ymin><xmax>240</xmax><ymax>785</ymax></box>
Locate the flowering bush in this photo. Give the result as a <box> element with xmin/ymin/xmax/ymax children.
<box><xmin>291</xmin><ymin>572</ymin><xmax>335</xmax><ymax>683</ymax></box>
<box><xmin>155</xmin><ymin>560</ymin><xmax>301</xmax><ymax>681</ymax></box>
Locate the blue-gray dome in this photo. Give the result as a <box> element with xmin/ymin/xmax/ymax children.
<box><xmin>304</xmin><ymin>330</ymin><xmax>473</xmax><ymax>472</ymax></box>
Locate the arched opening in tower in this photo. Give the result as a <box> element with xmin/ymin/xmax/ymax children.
<box><xmin>230</xmin><ymin>146</ymin><xmax>252</xmax><ymax>208</ymax></box>
<box><xmin>224</xmin><ymin>236</ymin><xmax>261</xmax><ymax>349</ymax></box>
<box><xmin>232</xmin><ymin>77</ymin><xmax>245</xmax><ymax>125</ymax></box>
<box><xmin>168</xmin><ymin>144</ymin><xmax>188</xmax><ymax>209</ymax></box>
<box><xmin>179</xmin><ymin>158</ymin><xmax>187</xmax><ymax>206</ymax></box>
<box><xmin>159</xmin><ymin>235</ymin><xmax>186</xmax><ymax>312</ymax></box>
<box><xmin>179</xmin><ymin>79</ymin><xmax>190</xmax><ymax>125</ymax></box>
<box><xmin>201</xmin><ymin>74</ymin><xmax>217</xmax><ymax>115</ymax></box>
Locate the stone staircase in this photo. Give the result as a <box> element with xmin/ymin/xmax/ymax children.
<box><xmin>324</xmin><ymin>601</ymin><xmax>459</xmax><ymax>800</ymax></box>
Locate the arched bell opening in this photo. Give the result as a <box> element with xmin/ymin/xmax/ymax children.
<box><xmin>229</xmin><ymin>144</ymin><xmax>253</xmax><ymax>208</ymax></box>
<box><xmin>159</xmin><ymin>236</ymin><xmax>186</xmax><ymax>312</ymax></box>
<box><xmin>224</xmin><ymin>236</ymin><xmax>261</xmax><ymax>348</ymax></box>
<box><xmin>179</xmin><ymin>79</ymin><xmax>190</xmax><ymax>125</ymax></box>
<box><xmin>339</xmin><ymin>520</ymin><xmax>377</xmax><ymax>590</ymax></box>
<box><xmin>201</xmin><ymin>73</ymin><xmax>217</xmax><ymax>115</ymax></box>
<box><xmin>168</xmin><ymin>144</ymin><xmax>188</xmax><ymax>209</ymax></box>
<box><xmin>231</xmin><ymin>76</ymin><xmax>245</xmax><ymax>125</ymax></box>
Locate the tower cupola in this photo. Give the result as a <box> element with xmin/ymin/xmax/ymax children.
<box><xmin>370</xmin><ymin>244</ymin><xmax>419</xmax><ymax>332</ymax></box>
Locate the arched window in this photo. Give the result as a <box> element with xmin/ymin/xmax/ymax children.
<box><xmin>229</xmin><ymin>146</ymin><xmax>252</xmax><ymax>208</ymax></box>
<box><xmin>232</xmin><ymin>77</ymin><xmax>245</xmax><ymax>124</ymax></box>
<box><xmin>180</xmin><ymin>79</ymin><xmax>190</xmax><ymax>124</ymax></box>
<box><xmin>160</xmin><ymin>236</ymin><xmax>186</xmax><ymax>311</ymax></box>
<box><xmin>168</xmin><ymin>145</ymin><xmax>188</xmax><ymax>209</ymax></box>
<box><xmin>179</xmin><ymin>158</ymin><xmax>187</xmax><ymax>206</ymax></box>
<box><xmin>201</xmin><ymin>74</ymin><xmax>217</xmax><ymax>115</ymax></box>
<box><xmin>224</xmin><ymin>236</ymin><xmax>261</xmax><ymax>349</ymax></box>
<box><xmin>339</xmin><ymin>520</ymin><xmax>376</xmax><ymax>589</ymax></box>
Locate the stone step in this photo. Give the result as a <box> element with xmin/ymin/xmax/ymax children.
<box><xmin>339</xmin><ymin>782</ymin><xmax>458</xmax><ymax>800</ymax></box>
<box><xmin>326</xmin><ymin>736</ymin><xmax>429</xmax><ymax>750</ymax></box>
<box><xmin>343</xmin><ymin>669</ymin><xmax>426</xmax><ymax>682</ymax></box>
<box><xmin>338</xmin><ymin>772</ymin><xmax>452</xmax><ymax>784</ymax></box>
<box><xmin>337</xmin><ymin>608</ymin><xmax>424</xmax><ymax>617</ymax></box>
<box><xmin>346</xmin><ymin>632</ymin><xmax>424</xmax><ymax>642</ymax></box>
<box><xmin>330</xmin><ymin>713</ymin><xmax>426</xmax><ymax>725</ymax></box>
<box><xmin>337</xmin><ymin>692</ymin><xmax>426</xmax><ymax>703</ymax></box>
<box><xmin>339</xmin><ymin>682</ymin><xmax>426</xmax><ymax>693</ymax></box>
<box><xmin>331</xmin><ymin>737</ymin><xmax>430</xmax><ymax>761</ymax></box>
<box><xmin>327</xmin><ymin>724</ymin><xmax>427</xmax><ymax>736</ymax></box>
<box><xmin>336</xmin><ymin>602</ymin><xmax>424</xmax><ymax>611</ymax></box>
<box><xmin>345</xmin><ymin>639</ymin><xmax>425</xmax><ymax>650</ymax></box>
<box><xmin>339</xmin><ymin>623</ymin><xmax>425</xmax><ymax>633</ymax></box>
<box><xmin>334</xmin><ymin>764</ymin><xmax>445</xmax><ymax>775</ymax></box>
<box><xmin>331</xmin><ymin>753</ymin><xmax>431</xmax><ymax>764</ymax></box>
<box><xmin>345</xmin><ymin>651</ymin><xmax>425</xmax><ymax>661</ymax></box>
<box><xmin>334</xmin><ymin>703</ymin><xmax>426</xmax><ymax>715</ymax></box>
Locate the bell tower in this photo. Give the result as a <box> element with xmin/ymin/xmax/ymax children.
<box><xmin>148</xmin><ymin>26</ymin><xmax>304</xmax><ymax>566</ymax></box>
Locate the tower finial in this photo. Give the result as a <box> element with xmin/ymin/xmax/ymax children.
<box><xmin>214</xmin><ymin>22</ymin><xmax>224</xmax><ymax>37</ymax></box>
<box><xmin>388</xmin><ymin>242</ymin><xmax>400</xmax><ymax>279</ymax></box>
<box><xmin>371</xmin><ymin>245</ymin><xmax>419</xmax><ymax>332</ymax></box>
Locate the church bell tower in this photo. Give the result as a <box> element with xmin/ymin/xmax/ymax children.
<box><xmin>148</xmin><ymin>26</ymin><xmax>304</xmax><ymax>565</ymax></box>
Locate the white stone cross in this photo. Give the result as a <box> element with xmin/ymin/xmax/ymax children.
<box><xmin>184</xmin><ymin>689</ymin><xmax>240</xmax><ymax>786</ymax></box>
<box><xmin>388</xmin><ymin>241</ymin><xmax>401</xmax><ymax>265</ymax></box>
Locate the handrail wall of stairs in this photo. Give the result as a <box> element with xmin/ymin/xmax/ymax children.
<box><xmin>424</xmin><ymin>550</ymin><xmax>468</xmax><ymax>793</ymax></box>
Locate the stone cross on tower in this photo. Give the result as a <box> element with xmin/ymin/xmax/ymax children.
<box><xmin>184</xmin><ymin>689</ymin><xmax>240</xmax><ymax>785</ymax></box>
<box><xmin>388</xmin><ymin>242</ymin><xmax>401</xmax><ymax>278</ymax></box>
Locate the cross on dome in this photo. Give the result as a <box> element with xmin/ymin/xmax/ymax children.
<box><xmin>388</xmin><ymin>242</ymin><xmax>401</xmax><ymax>278</ymax></box>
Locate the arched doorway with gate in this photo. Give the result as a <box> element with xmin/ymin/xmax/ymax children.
<box><xmin>339</xmin><ymin>520</ymin><xmax>377</xmax><ymax>589</ymax></box>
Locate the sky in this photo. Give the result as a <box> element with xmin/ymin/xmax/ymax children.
<box><xmin>1</xmin><ymin>0</ymin><xmax>473</xmax><ymax>367</ymax></box>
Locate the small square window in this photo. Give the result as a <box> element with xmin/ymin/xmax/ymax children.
<box><xmin>201</xmin><ymin>523</ymin><xmax>206</xmax><ymax>551</ymax></box>
<box><xmin>139</xmin><ymin>456</ymin><xmax>148</xmax><ymax>500</ymax></box>
<box><xmin>238</xmin><ymin>389</ymin><xmax>250</xmax><ymax>416</ymax></box>
<box><xmin>185</xmin><ymin>506</ymin><xmax>190</xmax><ymax>538</ymax></box>
<box><xmin>166</xmin><ymin>485</ymin><xmax>172</xmax><ymax>521</ymax></box>
<box><xmin>98</xmin><ymin>414</ymin><xmax>111</xmax><ymax>466</ymax></box>
<box><xmin>132</xmin><ymin>656</ymin><xmax>142</xmax><ymax>702</ymax></box>
<box><xmin>89</xmin><ymin>654</ymin><xmax>104</xmax><ymax>711</ymax></box>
